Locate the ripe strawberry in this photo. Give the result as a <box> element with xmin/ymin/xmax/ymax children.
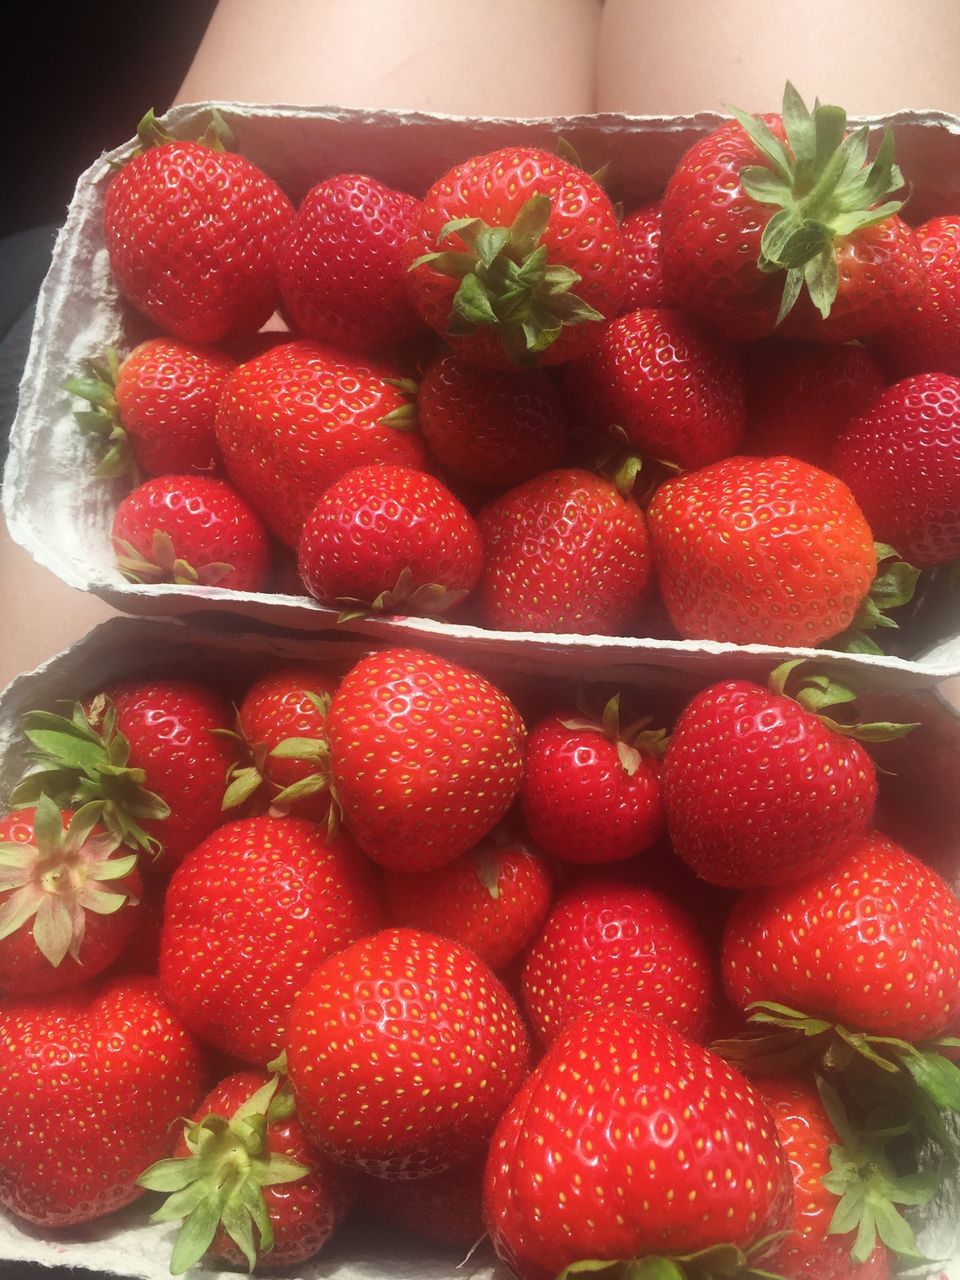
<box><xmin>405</xmin><ymin>146</ymin><xmax>625</xmax><ymax>368</ymax></box>
<box><xmin>478</xmin><ymin>469</ymin><xmax>652</xmax><ymax>635</ymax></box>
<box><xmin>0</xmin><ymin>976</ymin><xmax>207</xmax><ymax>1226</ymax></box>
<box><xmin>647</xmin><ymin>455</ymin><xmax>876</xmax><ymax>646</ymax></box>
<box><xmin>620</xmin><ymin>200</ymin><xmax>669</xmax><ymax>311</ymax></box>
<box><xmin>111</xmin><ymin>474</ymin><xmax>271</xmax><ymax>591</ymax></box>
<box><xmin>831</xmin><ymin>373</ymin><xmax>960</xmax><ymax>567</ymax></box>
<box><xmin>875</xmin><ymin>215</ymin><xmax>960</xmax><ymax>378</ymax></box>
<box><xmin>361</xmin><ymin>1152</ymin><xmax>485</xmax><ymax>1249</ymax></box>
<box><xmin>417</xmin><ymin>349</ymin><xmax>569</xmax><ymax>490</ymax></box>
<box><xmin>326</xmin><ymin>648</ymin><xmax>525</xmax><ymax>872</ymax></box>
<box><xmin>298</xmin><ymin>464</ymin><xmax>484</xmax><ymax>616</ymax></box>
<box><xmin>215</xmin><ymin>339</ymin><xmax>427</xmax><ymax>547</ymax></box>
<box><xmin>104</xmin><ymin>110</ymin><xmax>294</xmax><ymax>344</ymax></box>
<box><xmin>278</xmin><ymin>173</ymin><xmax>423</xmax><ymax>352</ymax></box>
<box><xmin>383</xmin><ymin>834</ymin><xmax>553</xmax><ymax>971</ymax></box>
<box><xmin>159</xmin><ymin>815</ymin><xmax>384</xmax><ymax>1064</ymax></box>
<box><xmin>565</xmin><ymin>308</ymin><xmax>746</xmax><ymax>470</ymax></box>
<box><xmin>139</xmin><ymin>1071</ymin><xmax>355</xmax><ymax>1273</ymax></box>
<box><xmin>0</xmin><ymin>799</ymin><xmax>141</xmax><ymax>995</ymax></box>
<box><xmin>484</xmin><ymin>1008</ymin><xmax>793</xmax><ymax>1280</ymax></box>
<box><xmin>286</xmin><ymin>928</ymin><xmax>530</xmax><ymax>1177</ymax></box>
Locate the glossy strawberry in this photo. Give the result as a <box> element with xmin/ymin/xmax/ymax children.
<box><xmin>0</xmin><ymin>976</ymin><xmax>207</xmax><ymax>1226</ymax></box>
<box><xmin>326</xmin><ymin>648</ymin><xmax>525</xmax><ymax>872</ymax></box>
<box><xmin>159</xmin><ymin>816</ymin><xmax>384</xmax><ymax>1064</ymax></box>
<box><xmin>647</xmin><ymin>455</ymin><xmax>876</xmax><ymax>646</ymax></box>
<box><xmin>278</xmin><ymin>173</ymin><xmax>423</xmax><ymax>352</ymax></box>
<box><xmin>215</xmin><ymin>339</ymin><xmax>426</xmax><ymax>547</ymax></box>
<box><xmin>620</xmin><ymin>200</ymin><xmax>668</xmax><ymax>310</ymax></box>
<box><xmin>405</xmin><ymin>146</ymin><xmax>624</xmax><ymax>368</ymax></box>
<box><xmin>876</xmin><ymin>214</ymin><xmax>960</xmax><ymax>378</ymax></box>
<box><xmin>484</xmin><ymin>1008</ymin><xmax>793</xmax><ymax>1280</ymax></box>
<box><xmin>111</xmin><ymin>474</ymin><xmax>271</xmax><ymax>591</ymax></box>
<box><xmin>361</xmin><ymin>1153</ymin><xmax>485</xmax><ymax>1249</ymax></box>
<box><xmin>287</xmin><ymin>928</ymin><xmax>529</xmax><ymax>1178</ymax></box>
<box><xmin>478</xmin><ymin>469</ymin><xmax>653</xmax><ymax>635</ymax></box>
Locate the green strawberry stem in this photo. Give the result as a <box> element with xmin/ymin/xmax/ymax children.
<box><xmin>336</xmin><ymin>567</ymin><xmax>469</xmax><ymax>622</ymax></box>
<box><xmin>560</xmin><ymin>694</ymin><xmax>668</xmax><ymax>777</ymax></box>
<box><xmin>554</xmin><ymin>1237</ymin><xmax>787</xmax><ymax>1279</ymax></box>
<box><xmin>215</xmin><ymin>693</ymin><xmax>332</xmax><ymax>813</ymax></box>
<box><xmin>65</xmin><ymin>349</ymin><xmax>139</xmax><ymax>482</ymax></box>
<box><xmin>115</xmin><ymin>530</ymin><xmax>235</xmax><ymax>588</ymax></box>
<box><xmin>767</xmin><ymin>660</ymin><xmax>919</xmax><ymax>742</ymax></box>
<box><xmin>833</xmin><ymin>544</ymin><xmax>921</xmax><ymax>655</ymax></box>
<box><xmin>134</xmin><ymin>107</ymin><xmax>235</xmax><ymax>156</ymax></box>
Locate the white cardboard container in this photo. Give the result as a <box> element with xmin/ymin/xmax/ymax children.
<box><xmin>5</xmin><ymin>101</ymin><xmax>960</xmax><ymax>689</ymax></box>
<box><xmin>0</xmin><ymin>616</ymin><xmax>958</xmax><ymax>1278</ymax></box>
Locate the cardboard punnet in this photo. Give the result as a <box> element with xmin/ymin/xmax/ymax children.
<box><xmin>4</xmin><ymin>101</ymin><xmax>960</xmax><ymax>688</ymax></box>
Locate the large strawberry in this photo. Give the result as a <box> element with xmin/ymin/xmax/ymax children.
<box><xmin>484</xmin><ymin>1008</ymin><xmax>793</xmax><ymax>1280</ymax></box>
<box><xmin>876</xmin><ymin>215</ymin><xmax>960</xmax><ymax>378</ymax></box>
<box><xmin>104</xmin><ymin>110</ymin><xmax>293</xmax><ymax>344</ymax></box>
<box><xmin>159</xmin><ymin>815</ymin><xmax>383</xmax><ymax>1064</ymax></box>
<box><xmin>214</xmin><ymin>339</ymin><xmax>427</xmax><ymax>547</ymax></box>
<box><xmin>405</xmin><ymin>146</ymin><xmax>624</xmax><ymax>367</ymax></box>
<box><xmin>0</xmin><ymin>976</ymin><xmax>207</xmax><ymax>1226</ymax></box>
<box><xmin>326</xmin><ymin>648</ymin><xmax>525</xmax><ymax>872</ymax></box>
<box><xmin>286</xmin><ymin>927</ymin><xmax>530</xmax><ymax>1178</ymax></box>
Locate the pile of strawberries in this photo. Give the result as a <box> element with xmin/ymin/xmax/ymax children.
<box><xmin>67</xmin><ymin>89</ymin><xmax>960</xmax><ymax>653</ymax></box>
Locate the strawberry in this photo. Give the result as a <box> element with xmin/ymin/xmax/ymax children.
<box><xmin>214</xmin><ymin>339</ymin><xmax>427</xmax><ymax>547</ymax></box>
<box><xmin>647</xmin><ymin>455</ymin><xmax>877</xmax><ymax>647</ymax></box>
<box><xmin>139</xmin><ymin>1071</ymin><xmax>355</xmax><ymax>1274</ymax></box>
<box><xmin>298</xmin><ymin>464</ymin><xmax>484</xmax><ymax>617</ymax></box>
<box><xmin>520</xmin><ymin>695</ymin><xmax>664</xmax><ymax>864</ymax></box>
<box><xmin>0</xmin><ymin>976</ymin><xmax>207</xmax><ymax>1226</ymax></box>
<box><xmin>661</xmin><ymin>85</ymin><xmax>922</xmax><ymax>343</ymax></box>
<box><xmin>383</xmin><ymin>833</ymin><xmax>553</xmax><ymax>971</ymax></box>
<box><xmin>103</xmin><ymin>110</ymin><xmax>294</xmax><ymax>344</ymax></box>
<box><xmin>361</xmin><ymin>1152</ymin><xmax>485</xmax><ymax>1249</ymax></box>
<box><xmin>417</xmin><ymin>349</ymin><xmax>569</xmax><ymax>490</ymax></box>
<box><xmin>477</xmin><ymin>469</ymin><xmax>652</xmax><ymax>635</ymax></box>
<box><xmin>483</xmin><ymin>1008</ymin><xmax>793</xmax><ymax>1280</ymax></box>
<box><xmin>278</xmin><ymin>173</ymin><xmax>423</xmax><ymax>352</ymax></box>
<box><xmin>286</xmin><ymin>927</ymin><xmax>530</xmax><ymax>1177</ymax></box>
<box><xmin>619</xmin><ymin>200</ymin><xmax>668</xmax><ymax>311</ymax></box>
<box><xmin>875</xmin><ymin>215</ymin><xmax>960</xmax><ymax>378</ymax></box>
<box><xmin>564</xmin><ymin>308</ymin><xmax>746</xmax><ymax>470</ymax></box>
<box><xmin>0</xmin><ymin>799</ymin><xmax>141</xmax><ymax>995</ymax></box>
<box><xmin>830</xmin><ymin>373</ymin><xmax>960</xmax><ymax>567</ymax></box>
<box><xmin>405</xmin><ymin>146</ymin><xmax>624</xmax><ymax>368</ymax></box>
<box><xmin>111</xmin><ymin>474</ymin><xmax>271</xmax><ymax>591</ymax></box>
<box><xmin>326</xmin><ymin>648</ymin><xmax>525</xmax><ymax>872</ymax></box>
<box><xmin>159</xmin><ymin>815</ymin><xmax>384</xmax><ymax>1064</ymax></box>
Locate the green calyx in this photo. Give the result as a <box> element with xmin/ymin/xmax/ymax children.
<box><xmin>378</xmin><ymin>378</ymin><xmax>420</xmax><ymax>433</ymax></box>
<box><xmin>11</xmin><ymin>696</ymin><xmax>171</xmax><ymax>857</ymax></box>
<box><xmin>336</xmin><ymin>567</ymin><xmax>469</xmax><ymax>623</ymax></box>
<box><xmin>215</xmin><ymin>694</ymin><xmax>332</xmax><ymax>813</ymax></box>
<box><xmin>116</xmin><ymin>529</ymin><xmax>235</xmax><ymax>589</ymax></box>
<box><xmin>138</xmin><ymin>1074</ymin><xmax>308</xmax><ymax>1275</ymax></box>
<box><xmin>731</xmin><ymin>81</ymin><xmax>906</xmax><ymax>323</ymax></box>
<box><xmin>409</xmin><ymin>193</ymin><xmax>605</xmax><ymax>365</ymax></box>
<box><xmin>596</xmin><ymin>426</ymin><xmax>682</xmax><ymax>503</ymax></box>
<box><xmin>65</xmin><ymin>349</ymin><xmax>138</xmax><ymax>482</ymax></box>
<box><xmin>767</xmin><ymin>660</ymin><xmax>918</xmax><ymax>743</ymax></box>
<box><xmin>554</xmin><ymin>1238</ymin><xmax>786</xmax><ymax>1279</ymax></box>
<box><xmin>0</xmin><ymin>795</ymin><xmax>137</xmax><ymax>967</ymax></box>
<box><xmin>834</xmin><ymin>544</ymin><xmax>921</xmax><ymax>655</ymax></box>
<box><xmin>132</xmin><ymin>107</ymin><xmax>235</xmax><ymax>158</ymax></box>
<box><xmin>561</xmin><ymin>693</ymin><xmax>668</xmax><ymax>777</ymax></box>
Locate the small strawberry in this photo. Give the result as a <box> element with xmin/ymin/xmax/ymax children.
<box><xmin>0</xmin><ymin>976</ymin><xmax>207</xmax><ymax>1226</ymax></box>
<box><xmin>361</xmin><ymin>1153</ymin><xmax>485</xmax><ymax>1249</ymax></box>
<box><xmin>405</xmin><ymin>146</ymin><xmax>624</xmax><ymax>367</ymax></box>
<box><xmin>326</xmin><ymin>648</ymin><xmax>525</xmax><ymax>872</ymax></box>
<box><xmin>159</xmin><ymin>815</ymin><xmax>384</xmax><ymax>1064</ymax></box>
<box><xmin>111</xmin><ymin>474</ymin><xmax>271</xmax><ymax>591</ymax></box>
<box><xmin>298</xmin><ymin>464</ymin><xmax>484</xmax><ymax>617</ymax></box>
<box><xmin>104</xmin><ymin>110</ymin><xmax>294</xmax><ymax>344</ymax></box>
<box><xmin>215</xmin><ymin>339</ymin><xmax>427</xmax><ymax>548</ymax></box>
<box><xmin>875</xmin><ymin>215</ymin><xmax>960</xmax><ymax>378</ymax></box>
<box><xmin>286</xmin><ymin>927</ymin><xmax>530</xmax><ymax>1178</ymax></box>
<box><xmin>478</xmin><ymin>469</ymin><xmax>652</xmax><ymax>635</ymax></box>
<box><xmin>278</xmin><ymin>173</ymin><xmax>423</xmax><ymax>352</ymax></box>
<box><xmin>619</xmin><ymin>200</ymin><xmax>669</xmax><ymax>311</ymax></box>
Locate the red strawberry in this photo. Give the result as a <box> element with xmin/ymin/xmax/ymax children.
<box><xmin>326</xmin><ymin>648</ymin><xmax>525</xmax><ymax>872</ymax></box>
<box><xmin>0</xmin><ymin>799</ymin><xmax>141</xmax><ymax>996</ymax></box>
<box><xmin>215</xmin><ymin>339</ymin><xmax>427</xmax><ymax>547</ymax></box>
<box><xmin>139</xmin><ymin>1071</ymin><xmax>355</xmax><ymax>1273</ymax></box>
<box><xmin>104</xmin><ymin>111</ymin><xmax>293</xmax><ymax>344</ymax></box>
<box><xmin>520</xmin><ymin>695</ymin><xmax>664</xmax><ymax>864</ymax></box>
<box><xmin>565</xmin><ymin>308</ymin><xmax>746</xmax><ymax>470</ymax></box>
<box><xmin>383</xmin><ymin>834</ymin><xmax>553</xmax><ymax>971</ymax></box>
<box><xmin>405</xmin><ymin>147</ymin><xmax>624</xmax><ymax>368</ymax></box>
<box><xmin>111</xmin><ymin>474</ymin><xmax>271</xmax><ymax>592</ymax></box>
<box><xmin>417</xmin><ymin>349</ymin><xmax>569</xmax><ymax>490</ymax></box>
<box><xmin>647</xmin><ymin>455</ymin><xmax>876</xmax><ymax>646</ymax></box>
<box><xmin>875</xmin><ymin>215</ymin><xmax>960</xmax><ymax>378</ymax></box>
<box><xmin>831</xmin><ymin>373</ymin><xmax>960</xmax><ymax>567</ymax></box>
<box><xmin>361</xmin><ymin>1153</ymin><xmax>485</xmax><ymax>1249</ymax></box>
<box><xmin>286</xmin><ymin>927</ymin><xmax>530</xmax><ymax>1177</ymax></box>
<box><xmin>619</xmin><ymin>200</ymin><xmax>668</xmax><ymax>311</ymax></box>
<box><xmin>278</xmin><ymin>173</ymin><xmax>423</xmax><ymax>352</ymax></box>
<box><xmin>0</xmin><ymin>976</ymin><xmax>207</xmax><ymax>1226</ymax></box>
<box><xmin>478</xmin><ymin>469</ymin><xmax>652</xmax><ymax>635</ymax></box>
<box><xmin>298</xmin><ymin>464</ymin><xmax>484</xmax><ymax>616</ymax></box>
<box><xmin>520</xmin><ymin>882</ymin><xmax>713</xmax><ymax>1046</ymax></box>
<box><xmin>484</xmin><ymin>1008</ymin><xmax>793</xmax><ymax>1280</ymax></box>
<box><xmin>159</xmin><ymin>815</ymin><xmax>384</xmax><ymax>1064</ymax></box>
